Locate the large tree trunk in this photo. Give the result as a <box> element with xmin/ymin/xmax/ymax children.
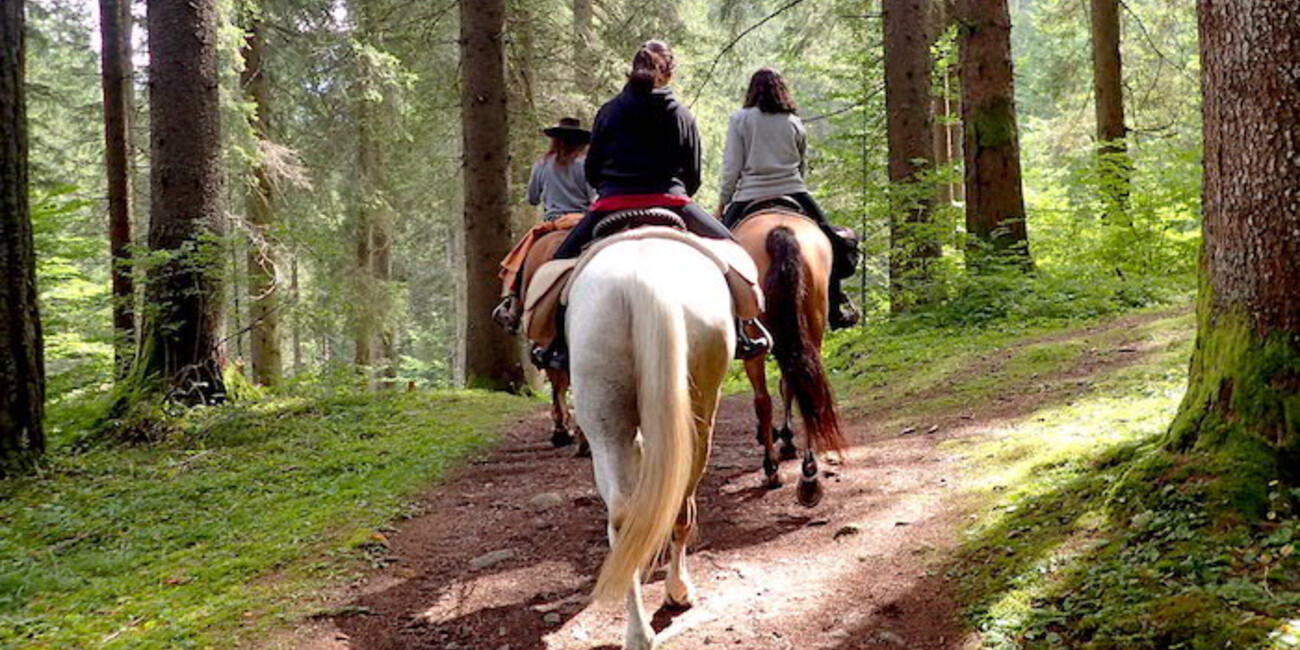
<box><xmin>1168</xmin><ymin>1</ymin><xmax>1300</xmax><ymax>472</ymax></box>
<box><xmin>461</xmin><ymin>0</ymin><xmax>525</xmax><ymax>392</ymax></box>
<box><xmin>99</xmin><ymin>0</ymin><xmax>135</xmax><ymax>375</ymax></box>
<box><xmin>241</xmin><ymin>17</ymin><xmax>282</xmax><ymax>387</ymax></box>
<box><xmin>1089</xmin><ymin>0</ymin><xmax>1131</xmax><ymax>220</ymax></box>
<box><xmin>352</xmin><ymin>5</ymin><xmax>397</xmax><ymax>387</ymax></box>
<box><xmin>956</xmin><ymin>0</ymin><xmax>1031</xmax><ymax>269</ymax></box>
<box><xmin>0</xmin><ymin>0</ymin><xmax>45</xmax><ymax>475</ymax></box>
<box><xmin>883</xmin><ymin>0</ymin><xmax>940</xmax><ymax>312</ymax></box>
<box><xmin>131</xmin><ymin>0</ymin><xmax>226</xmax><ymax>405</ymax></box>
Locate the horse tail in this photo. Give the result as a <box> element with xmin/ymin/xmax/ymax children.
<box><xmin>592</xmin><ymin>271</ymin><xmax>694</xmax><ymax>602</ymax></box>
<box><xmin>763</xmin><ymin>226</ymin><xmax>846</xmax><ymax>454</ymax></box>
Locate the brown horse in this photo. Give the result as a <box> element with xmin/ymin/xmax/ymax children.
<box><xmin>520</xmin><ymin>230</ymin><xmax>588</xmax><ymax>456</ymax></box>
<box><xmin>734</xmin><ymin>210</ymin><xmax>845</xmax><ymax>507</ymax></box>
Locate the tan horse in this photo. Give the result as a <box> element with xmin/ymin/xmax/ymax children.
<box><xmin>734</xmin><ymin>210</ymin><xmax>846</xmax><ymax>507</ymax></box>
<box><xmin>520</xmin><ymin>230</ymin><xmax>587</xmax><ymax>456</ymax></box>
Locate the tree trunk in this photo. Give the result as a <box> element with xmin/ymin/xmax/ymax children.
<box><xmin>351</xmin><ymin>5</ymin><xmax>397</xmax><ymax>387</ymax></box>
<box><xmin>0</xmin><ymin>0</ymin><xmax>45</xmax><ymax>475</ymax></box>
<box><xmin>241</xmin><ymin>18</ymin><xmax>282</xmax><ymax>386</ymax></box>
<box><xmin>883</xmin><ymin>0</ymin><xmax>940</xmax><ymax>312</ymax></box>
<box><xmin>99</xmin><ymin>0</ymin><xmax>135</xmax><ymax>375</ymax></box>
<box><xmin>291</xmin><ymin>255</ymin><xmax>302</xmax><ymax>376</ymax></box>
<box><xmin>931</xmin><ymin>0</ymin><xmax>959</xmax><ymax>205</ymax></box>
<box><xmin>1167</xmin><ymin>1</ymin><xmax>1300</xmax><ymax>473</ymax></box>
<box><xmin>461</xmin><ymin>0</ymin><xmax>525</xmax><ymax>392</ymax></box>
<box><xmin>1090</xmin><ymin>0</ymin><xmax>1131</xmax><ymax>220</ymax></box>
<box><xmin>573</xmin><ymin>0</ymin><xmax>594</xmax><ymax>103</ymax></box>
<box><xmin>956</xmin><ymin>0</ymin><xmax>1031</xmax><ymax>269</ymax></box>
<box><xmin>131</xmin><ymin>0</ymin><xmax>226</xmax><ymax>405</ymax></box>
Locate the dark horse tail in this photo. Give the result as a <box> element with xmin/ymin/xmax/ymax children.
<box><xmin>763</xmin><ymin>226</ymin><xmax>846</xmax><ymax>454</ymax></box>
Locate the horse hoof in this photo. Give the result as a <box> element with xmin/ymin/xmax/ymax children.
<box><xmin>779</xmin><ymin>442</ymin><xmax>798</xmax><ymax>462</ymax></box>
<box><xmin>765</xmin><ymin>471</ymin><xmax>783</xmax><ymax>490</ymax></box>
<box><xmin>575</xmin><ymin>441</ymin><xmax>592</xmax><ymax>458</ymax></box>
<box><xmin>551</xmin><ymin>427</ymin><xmax>574</xmax><ymax>448</ymax></box>
<box><xmin>797</xmin><ymin>477</ymin><xmax>824</xmax><ymax>508</ymax></box>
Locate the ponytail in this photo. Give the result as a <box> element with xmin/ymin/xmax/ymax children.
<box><xmin>628</xmin><ymin>40</ymin><xmax>675</xmax><ymax>92</ymax></box>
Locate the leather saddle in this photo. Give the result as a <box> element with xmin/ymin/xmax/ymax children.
<box><xmin>743</xmin><ymin>195</ymin><xmax>806</xmax><ymax>218</ymax></box>
<box><xmin>523</xmin><ymin>225</ymin><xmax>764</xmax><ymax>347</ymax></box>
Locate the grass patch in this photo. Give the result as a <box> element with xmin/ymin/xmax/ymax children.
<box><xmin>0</xmin><ymin>388</ymin><xmax>531</xmax><ymax>649</ymax></box>
<box><xmin>942</xmin><ymin>313</ymin><xmax>1300</xmax><ymax>649</ymax></box>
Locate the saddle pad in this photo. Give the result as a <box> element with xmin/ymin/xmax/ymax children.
<box><xmin>562</xmin><ymin>227</ymin><xmax>759</xmax><ymax>304</ymax></box>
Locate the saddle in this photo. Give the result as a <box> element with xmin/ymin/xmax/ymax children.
<box><xmin>523</xmin><ymin>222</ymin><xmax>764</xmax><ymax>346</ymax></box>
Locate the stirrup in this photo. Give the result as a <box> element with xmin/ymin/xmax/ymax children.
<box><xmin>829</xmin><ymin>296</ymin><xmax>860</xmax><ymax>331</ymax></box>
<box><xmin>735</xmin><ymin>318</ymin><xmax>772</xmax><ymax>360</ymax></box>
<box><xmin>492</xmin><ymin>295</ymin><xmax>521</xmax><ymax>334</ymax></box>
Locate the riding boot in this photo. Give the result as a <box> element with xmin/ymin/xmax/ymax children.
<box><xmin>735</xmin><ymin>318</ymin><xmax>772</xmax><ymax>360</ymax></box>
<box><xmin>828</xmin><ymin>276</ymin><xmax>860</xmax><ymax>330</ymax></box>
<box><xmin>491</xmin><ymin>295</ymin><xmax>521</xmax><ymax>334</ymax></box>
<box><xmin>532</xmin><ymin>306</ymin><xmax>570</xmax><ymax>371</ymax></box>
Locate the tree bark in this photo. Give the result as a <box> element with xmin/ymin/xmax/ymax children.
<box><xmin>131</xmin><ymin>0</ymin><xmax>226</xmax><ymax>405</ymax></box>
<box><xmin>461</xmin><ymin>0</ymin><xmax>525</xmax><ymax>392</ymax></box>
<box><xmin>99</xmin><ymin>0</ymin><xmax>135</xmax><ymax>375</ymax></box>
<box><xmin>352</xmin><ymin>5</ymin><xmax>397</xmax><ymax>387</ymax></box>
<box><xmin>241</xmin><ymin>17</ymin><xmax>282</xmax><ymax>386</ymax></box>
<box><xmin>1168</xmin><ymin>0</ymin><xmax>1300</xmax><ymax>472</ymax></box>
<box><xmin>1090</xmin><ymin>0</ymin><xmax>1131</xmax><ymax>220</ymax></box>
<box><xmin>0</xmin><ymin>0</ymin><xmax>45</xmax><ymax>475</ymax></box>
<box><xmin>956</xmin><ymin>0</ymin><xmax>1031</xmax><ymax>269</ymax></box>
<box><xmin>573</xmin><ymin>0</ymin><xmax>594</xmax><ymax>102</ymax></box>
<box><xmin>883</xmin><ymin>0</ymin><xmax>940</xmax><ymax>312</ymax></box>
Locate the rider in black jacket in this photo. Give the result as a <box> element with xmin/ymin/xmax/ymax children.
<box><xmin>537</xmin><ymin>41</ymin><xmax>768</xmax><ymax>370</ymax></box>
<box><xmin>551</xmin><ymin>42</ymin><xmax>733</xmax><ymax>259</ymax></box>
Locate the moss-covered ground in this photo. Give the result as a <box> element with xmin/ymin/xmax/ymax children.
<box><xmin>0</xmin><ymin>387</ymin><xmax>531</xmax><ymax>649</ymax></box>
<box><xmin>828</xmin><ymin>307</ymin><xmax>1299</xmax><ymax>649</ymax></box>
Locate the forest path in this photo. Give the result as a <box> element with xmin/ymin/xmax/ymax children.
<box><xmin>287</xmin><ymin>308</ymin><xmax>1183</xmax><ymax>650</ymax></box>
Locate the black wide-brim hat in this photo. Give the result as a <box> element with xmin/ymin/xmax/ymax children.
<box><xmin>543</xmin><ymin>117</ymin><xmax>591</xmax><ymax>143</ymax></box>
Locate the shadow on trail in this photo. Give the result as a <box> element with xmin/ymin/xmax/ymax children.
<box><xmin>324</xmin><ymin>402</ymin><xmax>826</xmax><ymax>650</ymax></box>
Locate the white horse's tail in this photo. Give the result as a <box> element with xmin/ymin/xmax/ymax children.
<box><xmin>592</xmin><ymin>271</ymin><xmax>694</xmax><ymax>603</ymax></box>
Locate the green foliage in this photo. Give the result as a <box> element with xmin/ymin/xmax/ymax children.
<box><xmin>0</xmin><ymin>387</ymin><xmax>531</xmax><ymax>649</ymax></box>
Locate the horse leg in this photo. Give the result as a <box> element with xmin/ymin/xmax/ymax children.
<box><xmin>666</xmin><ymin>387</ymin><xmax>720</xmax><ymax>609</ymax></box>
<box><xmin>547</xmin><ymin>369</ymin><xmax>575</xmax><ymax>448</ymax></box>
<box><xmin>778</xmin><ymin>377</ymin><xmax>798</xmax><ymax>461</ymax></box>
<box><xmin>561</xmin><ymin>370</ymin><xmax>591</xmax><ymax>458</ymax></box>
<box><xmin>588</xmin><ymin>430</ymin><xmax>655</xmax><ymax>649</ymax></box>
<box><xmin>797</xmin><ymin>448</ymin><xmax>824</xmax><ymax>508</ymax></box>
<box><xmin>744</xmin><ymin>357</ymin><xmax>780</xmax><ymax>489</ymax></box>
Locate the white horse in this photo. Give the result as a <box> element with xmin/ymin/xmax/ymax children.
<box><xmin>567</xmin><ymin>234</ymin><xmax>734</xmax><ymax>650</ymax></box>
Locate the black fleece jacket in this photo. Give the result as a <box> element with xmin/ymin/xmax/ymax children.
<box><xmin>584</xmin><ymin>85</ymin><xmax>702</xmax><ymax>198</ymax></box>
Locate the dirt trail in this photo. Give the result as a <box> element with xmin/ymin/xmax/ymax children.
<box><xmin>286</xmin><ymin>309</ymin><xmax>1183</xmax><ymax>650</ymax></box>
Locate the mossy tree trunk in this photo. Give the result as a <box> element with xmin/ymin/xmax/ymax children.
<box><xmin>241</xmin><ymin>15</ymin><xmax>282</xmax><ymax>387</ymax></box>
<box><xmin>0</xmin><ymin>0</ymin><xmax>46</xmax><ymax>474</ymax></box>
<box><xmin>99</xmin><ymin>0</ymin><xmax>136</xmax><ymax>375</ymax></box>
<box><xmin>883</xmin><ymin>0</ymin><xmax>941</xmax><ymax>311</ymax></box>
<box><xmin>1089</xmin><ymin>0</ymin><xmax>1131</xmax><ymax>221</ymax></box>
<box><xmin>1168</xmin><ymin>0</ymin><xmax>1300</xmax><ymax>474</ymax></box>
<box><xmin>130</xmin><ymin>0</ymin><xmax>226</xmax><ymax>406</ymax></box>
<box><xmin>956</xmin><ymin>0</ymin><xmax>1031</xmax><ymax>270</ymax></box>
<box><xmin>461</xmin><ymin>0</ymin><xmax>525</xmax><ymax>392</ymax></box>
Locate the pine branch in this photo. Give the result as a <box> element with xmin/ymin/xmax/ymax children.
<box><xmin>686</xmin><ymin>0</ymin><xmax>813</xmax><ymax>109</ymax></box>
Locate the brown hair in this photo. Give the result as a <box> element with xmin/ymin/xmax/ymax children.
<box><xmin>546</xmin><ymin>137</ymin><xmax>587</xmax><ymax>167</ymax></box>
<box><xmin>743</xmin><ymin>67</ymin><xmax>798</xmax><ymax>114</ymax></box>
<box><xmin>628</xmin><ymin>40</ymin><xmax>675</xmax><ymax>92</ymax></box>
